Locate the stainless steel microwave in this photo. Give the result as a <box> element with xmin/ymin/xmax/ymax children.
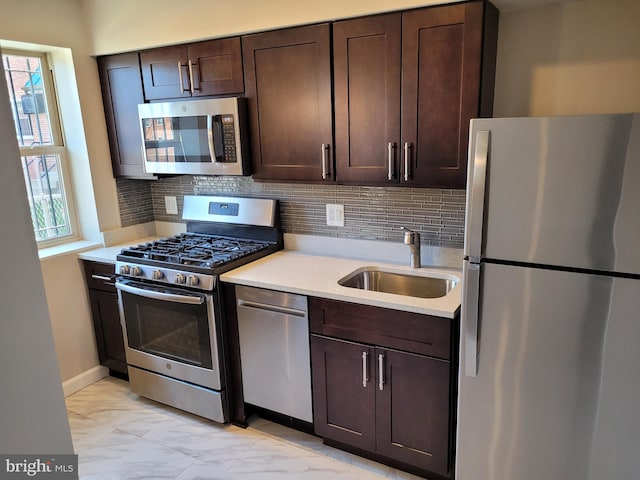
<box><xmin>138</xmin><ymin>97</ymin><xmax>249</xmax><ymax>176</ymax></box>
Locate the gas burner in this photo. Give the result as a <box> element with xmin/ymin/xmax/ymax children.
<box><xmin>116</xmin><ymin>196</ymin><xmax>283</xmax><ymax>291</ymax></box>
<box><xmin>119</xmin><ymin>233</ymin><xmax>272</xmax><ymax>270</ymax></box>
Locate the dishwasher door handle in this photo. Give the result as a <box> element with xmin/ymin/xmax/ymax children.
<box><xmin>237</xmin><ymin>300</ymin><xmax>307</xmax><ymax>318</ymax></box>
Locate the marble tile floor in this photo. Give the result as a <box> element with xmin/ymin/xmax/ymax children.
<box><xmin>66</xmin><ymin>377</ymin><xmax>424</xmax><ymax>480</ymax></box>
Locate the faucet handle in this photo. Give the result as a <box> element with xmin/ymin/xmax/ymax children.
<box><xmin>401</xmin><ymin>226</ymin><xmax>419</xmax><ymax>244</ymax></box>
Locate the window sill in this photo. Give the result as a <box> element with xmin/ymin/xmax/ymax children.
<box><xmin>38</xmin><ymin>239</ymin><xmax>102</xmax><ymax>261</ymax></box>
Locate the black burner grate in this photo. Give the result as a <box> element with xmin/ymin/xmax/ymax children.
<box><xmin>120</xmin><ymin>233</ymin><xmax>271</xmax><ymax>269</ymax></box>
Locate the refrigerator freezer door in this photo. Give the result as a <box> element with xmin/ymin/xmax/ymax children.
<box><xmin>467</xmin><ymin>113</ymin><xmax>640</xmax><ymax>275</ymax></box>
<box><xmin>456</xmin><ymin>262</ymin><xmax>640</xmax><ymax>480</ymax></box>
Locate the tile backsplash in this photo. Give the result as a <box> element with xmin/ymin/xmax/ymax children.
<box><xmin>117</xmin><ymin>176</ymin><xmax>466</xmax><ymax>248</ymax></box>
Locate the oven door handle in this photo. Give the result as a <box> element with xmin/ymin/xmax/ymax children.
<box><xmin>116</xmin><ymin>282</ymin><xmax>205</xmax><ymax>305</ymax></box>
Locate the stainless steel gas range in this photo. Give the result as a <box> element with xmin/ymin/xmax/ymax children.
<box><xmin>115</xmin><ymin>195</ymin><xmax>282</xmax><ymax>422</ymax></box>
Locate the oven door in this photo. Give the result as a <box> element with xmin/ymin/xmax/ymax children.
<box><xmin>116</xmin><ymin>278</ymin><xmax>222</xmax><ymax>391</ymax></box>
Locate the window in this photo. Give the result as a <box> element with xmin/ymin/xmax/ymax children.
<box><xmin>3</xmin><ymin>49</ymin><xmax>77</xmax><ymax>245</ymax></box>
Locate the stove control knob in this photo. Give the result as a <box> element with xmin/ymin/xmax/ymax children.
<box><xmin>187</xmin><ymin>275</ymin><xmax>200</xmax><ymax>287</ymax></box>
<box><xmin>119</xmin><ymin>265</ymin><xmax>130</xmax><ymax>275</ymax></box>
<box><xmin>152</xmin><ymin>270</ymin><xmax>164</xmax><ymax>280</ymax></box>
<box><xmin>131</xmin><ymin>266</ymin><xmax>143</xmax><ymax>277</ymax></box>
<box><xmin>175</xmin><ymin>273</ymin><xmax>186</xmax><ymax>284</ymax></box>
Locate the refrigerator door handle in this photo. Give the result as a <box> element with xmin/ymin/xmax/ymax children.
<box><xmin>462</xmin><ymin>261</ymin><xmax>481</xmax><ymax>377</ymax></box>
<box><xmin>466</xmin><ymin>130</ymin><xmax>490</xmax><ymax>261</ymax></box>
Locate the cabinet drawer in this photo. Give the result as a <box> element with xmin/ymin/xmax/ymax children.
<box><xmin>309</xmin><ymin>297</ymin><xmax>451</xmax><ymax>360</ymax></box>
<box><xmin>83</xmin><ymin>261</ymin><xmax>117</xmax><ymax>293</ymax></box>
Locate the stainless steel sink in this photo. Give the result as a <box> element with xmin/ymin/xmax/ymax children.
<box><xmin>338</xmin><ymin>267</ymin><xmax>458</xmax><ymax>299</ymax></box>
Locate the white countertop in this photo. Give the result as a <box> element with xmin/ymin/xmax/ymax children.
<box><xmin>78</xmin><ymin>231</ymin><xmax>462</xmax><ymax>318</ymax></box>
<box><xmin>220</xmin><ymin>250</ymin><xmax>461</xmax><ymax>318</ymax></box>
<box><xmin>77</xmin><ymin>236</ymin><xmax>162</xmax><ymax>263</ymax></box>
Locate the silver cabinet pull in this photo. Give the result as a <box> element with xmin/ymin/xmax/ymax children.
<box><xmin>321</xmin><ymin>144</ymin><xmax>331</xmax><ymax>180</ymax></box>
<box><xmin>91</xmin><ymin>274</ymin><xmax>114</xmax><ymax>283</ymax></box>
<box><xmin>362</xmin><ymin>351</ymin><xmax>369</xmax><ymax>387</ymax></box>
<box><xmin>378</xmin><ymin>353</ymin><xmax>385</xmax><ymax>390</ymax></box>
<box><xmin>387</xmin><ymin>142</ymin><xmax>395</xmax><ymax>180</ymax></box>
<box><xmin>177</xmin><ymin>61</ymin><xmax>187</xmax><ymax>93</ymax></box>
<box><xmin>403</xmin><ymin>142</ymin><xmax>411</xmax><ymax>181</ymax></box>
<box><xmin>188</xmin><ymin>59</ymin><xmax>197</xmax><ymax>94</ymax></box>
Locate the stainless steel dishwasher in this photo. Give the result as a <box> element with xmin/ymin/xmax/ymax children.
<box><xmin>236</xmin><ymin>285</ymin><xmax>313</xmax><ymax>423</ymax></box>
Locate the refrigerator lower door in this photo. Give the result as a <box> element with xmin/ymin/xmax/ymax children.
<box><xmin>456</xmin><ymin>262</ymin><xmax>640</xmax><ymax>480</ymax></box>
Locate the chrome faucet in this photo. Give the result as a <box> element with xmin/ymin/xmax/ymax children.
<box><xmin>401</xmin><ymin>227</ymin><xmax>421</xmax><ymax>268</ymax></box>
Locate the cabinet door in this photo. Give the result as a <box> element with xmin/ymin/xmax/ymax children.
<box><xmin>243</xmin><ymin>24</ymin><xmax>333</xmax><ymax>182</ymax></box>
<box><xmin>188</xmin><ymin>38</ymin><xmax>244</xmax><ymax>97</ymax></box>
<box><xmin>333</xmin><ymin>14</ymin><xmax>401</xmax><ymax>184</ymax></box>
<box><xmin>89</xmin><ymin>289</ymin><xmax>127</xmax><ymax>375</ymax></box>
<box><xmin>98</xmin><ymin>53</ymin><xmax>153</xmax><ymax>178</ymax></box>
<box><xmin>376</xmin><ymin>348</ymin><xmax>451</xmax><ymax>475</ymax></box>
<box><xmin>401</xmin><ymin>1</ymin><xmax>494</xmax><ymax>188</ymax></box>
<box><xmin>140</xmin><ymin>45</ymin><xmax>190</xmax><ymax>100</ymax></box>
<box><xmin>311</xmin><ymin>335</ymin><xmax>376</xmax><ymax>451</ymax></box>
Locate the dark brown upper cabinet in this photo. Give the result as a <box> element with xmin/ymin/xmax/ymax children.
<box><xmin>140</xmin><ymin>37</ymin><xmax>244</xmax><ymax>100</ymax></box>
<box><xmin>334</xmin><ymin>1</ymin><xmax>498</xmax><ymax>188</ymax></box>
<box><xmin>242</xmin><ymin>24</ymin><xmax>334</xmax><ymax>182</ymax></box>
<box><xmin>98</xmin><ymin>52</ymin><xmax>154</xmax><ymax>179</ymax></box>
<box><xmin>401</xmin><ymin>1</ymin><xmax>498</xmax><ymax>188</ymax></box>
<box><xmin>333</xmin><ymin>14</ymin><xmax>402</xmax><ymax>185</ymax></box>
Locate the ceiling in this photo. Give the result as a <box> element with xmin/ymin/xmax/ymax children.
<box><xmin>490</xmin><ymin>0</ymin><xmax>569</xmax><ymax>11</ymax></box>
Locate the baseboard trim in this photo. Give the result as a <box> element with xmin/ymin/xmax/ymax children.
<box><xmin>62</xmin><ymin>366</ymin><xmax>109</xmax><ymax>397</ymax></box>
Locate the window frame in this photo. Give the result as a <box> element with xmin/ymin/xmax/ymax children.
<box><xmin>3</xmin><ymin>48</ymin><xmax>79</xmax><ymax>247</ymax></box>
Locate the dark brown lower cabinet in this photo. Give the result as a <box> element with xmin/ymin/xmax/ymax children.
<box><xmin>375</xmin><ymin>347</ymin><xmax>451</xmax><ymax>475</ymax></box>
<box><xmin>83</xmin><ymin>261</ymin><xmax>127</xmax><ymax>377</ymax></box>
<box><xmin>311</xmin><ymin>335</ymin><xmax>451</xmax><ymax>476</ymax></box>
<box><xmin>311</xmin><ymin>337</ymin><xmax>376</xmax><ymax>451</ymax></box>
<box><xmin>309</xmin><ymin>297</ymin><xmax>456</xmax><ymax>478</ymax></box>
<box><xmin>89</xmin><ymin>289</ymin><xmax>127</xmax><ymax>374</ymax></box>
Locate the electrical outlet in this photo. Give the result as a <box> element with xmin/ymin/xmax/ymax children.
<box><xmin>326</xmin><ymin>204</ymin><xmax>345</xmax><ymax>227</ymax></box>
<box><xmin>164</xmin><ymin>196</ymin><xmax>178</xmax><ymax>215</ymax></box>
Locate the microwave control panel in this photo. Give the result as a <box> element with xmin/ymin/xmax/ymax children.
<box><xmin>213</xmin><ymin>114</ymin><xmax>237</xmax><ymax>163</ymax></box>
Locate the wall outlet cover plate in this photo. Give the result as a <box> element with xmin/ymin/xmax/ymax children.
<box><xmin>326</xmin><ymin>204</ymin><xmax>344</xmax><ymax>227</ymax></box>
<box><xmin>164</xmin><ymin>196</ymin><xmax>178</xmax><ymax>215</ymax></box>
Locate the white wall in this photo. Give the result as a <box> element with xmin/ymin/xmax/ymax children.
<box><xmin>0</xmin><ymin>0</ymin><xmax>116</xmax><ymax>385</ymax></box>
<box><xmin>81</xmin><ymin>0</ymin><xmax>458</xmax><ymax>54</ymax></box>
<box><xmin>81</xmin><ymin>0</ymin><xmax>640</xmax><ymax>117</ymax></box>
<box><xmin>41</xmin><ymin>255</ymin><xmax>101</xmax><ymax>382</ymax></box>
<box><xmin>0</xmin><ymin>50</ymin><xmax>74</xmax><ymax>454</ymax></box>
<box><xmin>0</xmin><ymin>0</ymin><xmax>121</xmax><ymax>233</ymax></box>
<box><xmin>494</xmin><ymin>0</ymin><xmax>640</xmax><ymax>116</ymax></box>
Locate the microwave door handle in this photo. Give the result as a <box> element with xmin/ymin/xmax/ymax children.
<box><xmin>207</xmin><ymin>115</ymin><xmax>226</xmax><ymax>163</ymax></box>
<box><xmin>207</xmin><ymin>115</ymin><xmax>217</xmax><ymax>164</ymax></box>
<box><xmin>116</xmin><ymin>282</ymin><xmax>205</xmax><ymax>305</ymax></box>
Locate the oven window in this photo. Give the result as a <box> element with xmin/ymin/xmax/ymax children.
<box><xmin>120</xmin><ymin>288</ymin><xmax>213</xmax><ymax>369</ymax></box>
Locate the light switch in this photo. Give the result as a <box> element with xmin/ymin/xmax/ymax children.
<box><xmin>326</xmin><ymin>204</ymin><xmax>345</xmax><ymax>227</ymax></box>
<box><xmin>164</xmin><ymin>196</ymin><xmax>178</xmax><ymax>215</ymax></box>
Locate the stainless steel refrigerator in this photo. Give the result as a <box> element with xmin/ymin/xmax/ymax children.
<box><xmin>458</xmin><ymin>113</ymin><xmax>640</xmax><ymax>480</ymax></box>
